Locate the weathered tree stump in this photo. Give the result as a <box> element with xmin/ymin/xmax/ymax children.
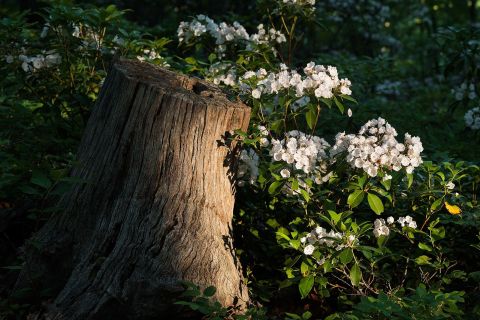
<box><xmin>17</xmin><ymin>59</ymin><xmax>251</xmax><ymax>319</ymax></box>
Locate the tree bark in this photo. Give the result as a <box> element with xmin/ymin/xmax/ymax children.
<box><xmin>16</xmin><ymin>59</ymin><xmax>251</xmax><ymax>319</ymax></box>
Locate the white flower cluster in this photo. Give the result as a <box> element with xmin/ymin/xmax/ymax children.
<box><xmin>178</xmin><ymin>15</ymin><xmax>248</xmax><ymax>44</ymax></box>
<box><xmin>136</xmin><ymin>49</ymin><xmax>170</xmax><ymax>67</ymax></box>
<box><xmin>331</xmin><ymin>117</ymin><xmax>423</xmax><ymax>177</ymax></box>
<box><xmin>240</xmin><ymin>62</ymin><xmax>352</xmax><ymax>100</ymax></box>
<box><xmin>283</xmin><ymin>0</ymin><xmax>316</xmax><ymax>6</ymax></box>
<box><xmin>35</xmin><ymin>22</ymin><xmax>103</xmax><ymax>50</ymax></box>
<box><xmin>237</xmin><ymin>119</ymin><xmax>423</xmax><ymax>188</ymax></box>
<box><xmin>246</xmin><ymin>24</ymin><xmax>286</xmax><ymax>49</ymax></box>
<box><xmin>177</xmin><ymin>15</ymin><xmax>285</xmax><ymax>58</ymax></box>
<box><xmin>464</xmin><ymin>107</ymin><xmax>480</xmax><ymax>130</ymax></box>
<box><xmin>71</xmin><ymin>23</ymin><xmax>103</xmax><ymax>49</ymax></box>
<box><xmin>373</xmin><ymin>215</ymin><xmax>417</xmax><ymax>238</ymax></box>
<box><xmin>237</xmin><ymin>148</ymin><xmax>260</xmax><ymax>187</ymax></box>
<box><xmin>397</xmin><ymin>215</ymin><xmax>417</xmax><ymax>229</ymax></box>
<box><xmin>452</xmin><ymin>83</ymin><xmax>477</xmax><ymax>101</ymax></box>
<box><xmin>207</xmin><ymin>62</ymin><xmax>237</xmax><ymax>86</ymax></box>
<box><xmin>373</xmin><ymin>218</ymin><xmax>391</xmax><ymax>237</ymax></box>
<box><xmin>301</xmin><ymin>226</ymin><xmax>356</xmax><ymax>255</ymax></box>
<box><xmin>18</xmin><ymin>51</ymin><xmax>61</xmax><ymax>72</ymax></box>
<box><xmin>270</xmin><ymin>130</ymin><xmax>331</xmax><ymax>184</ymax></box>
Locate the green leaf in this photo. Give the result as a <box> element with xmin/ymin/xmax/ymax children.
<box><xmin>20</xmin><ymin>185</ymin><xmax>41</xmax><ymax>195</ymax></box>
<box><xmin>203</xmin><ymin>286</ymin><xmax>216</xmax><ymax>297</ymax></box>
<box><xmin>328</xmin><ymin>210</ymin><xmax>341</xmax><ymax>224</ymax></box>
<box><xmin>284</xmin><ymin>313</ymin><xmax>302</xmax><ymax>320</ymax></box>
<box><xmin>300</xmin><ymin>189</ymin><xmax>310</xmax><ymax>202</ymax></box>
<box><xmin>407</xmin><ymin>173</ymin><xmax>414</xmax><ymax>189</ymax></box>
<box><xmin>436</xmin><ymin>171</ymin><xmax>445</xmax><ymax>181</ymax></box>
<box><xmin>305</xmin><ymin>107</ymin><xmax>316</xmax><ymax>130</ymax></box>
<box><xmin>31</xmin><ymin>171</ymin><xmax>52</xmax><ymax>189</ymax></box>
<box><xmin>268</xmin><ymin>180</ymin><xmax>283</xmax><ymax>194</ymax></box>
<box><xmin>340</xmin><ymin>94</ymin><xmax>358</xmax><ymax>103</ymax></box>
<box><xmin>380</xmin><ymin>178</ymin><xmax>391</xmax><ymax>191</ymax></box>
<box><xmin>300</xmin><ymin>261</ymin><xmax>309</xmax><ymax>276</ymax></box>
<box><xmin>418</xmin><ymin>242</ymin><xmax>433</xmax><ymax>252</ymax></box>
<box><xmin>319</xmin><ymin>98</ymin><xmax>333</xmax><ymax>108</ymax></box>
<box><xmin>347</xmin><ymin>190</ymin><xmax>364</xmax><ymax>208</ymax></box>
<box><xmin>323</xmin><ymin>260</ymin><xmax>332</xmax><ymax>273</ymax></box>
<box><xmin>349</xmin><ymin>263</ymin><xmax>362</xmax><ymax>286</ymax></box>
<box><xmin>292</xmin><ymin>179</ymin><xmax>299</xmax><ymax>191</ymax></box>
<box><xmin>430</xmin><ymin>198</ymin><xmax>443</xmax><ymax>212</ymax></box>
<box><xmin>276</xmin><ymin>228</ymin><xmax>291</xmax><ymax>241</ymax></box>
<box><xmin>174</xmin><ymin>301</ymin><xmax>199</xmax><ymax>310</ymax></box>
<box><xmin>1</xmin><ymin>265</ymin><xmax>23</xmax><ymax>270</ymax></box>
<box><xmin>185</xmin><ymin>57</ymin><xmax>197</xmax><ymax>65</ymax></box>
<box><xmin>339</xmin><ymin>249</ymin><xmax>353</xmax><ymax>265</ymax></box>
<box><xmin>21</xmin><ymin>100</ymin><xmax>43</xmax><ymax>112</ymax></box>
<box><xmin>299</xmin><ymin>275</ymin><xmax>314</xmax><ymax>299</ymax></box>
<box><xmin>333</xmin><ymin>96</ymin><xmax>344</xmax><ymax>113</ymax></box>
<box><xmin>415</xmin><ymin>255</ymin><xmax>432</xmax><ymax>265</ymax></box>
<box><xmin>266</xmin><ymin>218</ymin><xmax>280</xmax><ymax>229</ymax></box>
<box><xmin>367</xmin><ymin>193</ymin><xmax>384</xmax><ymax>214</ymax></box>
<box><xmin>290</xmin><ymin>239</ymin><xmax>301</xmax><ymax>250</ymax></box>
<box><xmin>208</xmin><ymin>53</ymin><xmax>216</xmax><ymax>63</ymax></box>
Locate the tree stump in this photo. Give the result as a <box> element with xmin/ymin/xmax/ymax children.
<box><xmin>17</xmin><ymin>59</ymin><xmax>251</xmax><ymax>319</ymax></box>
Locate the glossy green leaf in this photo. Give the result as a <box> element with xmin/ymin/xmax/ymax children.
<box><xmin>339</xmin><ymin>249</ymin><xmax>353</xmax><ymax>265</ymax></box>
<box><xmin>367</xmin><ymin>193</ymin><xmax>384</xmax><ymax>214</ymax></box>
<box><xmin>203</xmin><ymin>286</ymin><xmax>216</xmax><ymax>297</ymax></box>
<box><xmin>347</xmin><ymin>190</ymin><xmax>364</xmax><ymax>208</ymax></box>
<box><xmin>305</xmin><ymin>107</ymin><xmax>317</xmax><ymax>130</ymax></box>
<box><xmin>349</xmin><ymin>263</ymin><xmax>362</xmax><ymax>286</ymax></box>
<box><xmin>299</xmin><ymin>275</ymin><xmax>314</xmax><ymax>299</ymax></box>
<box><xmin>268</xmin><ymin>180</ymin><xmax>283</xmax><ymax>194</ymax></box>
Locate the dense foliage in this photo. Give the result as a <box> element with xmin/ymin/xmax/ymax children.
<box><xmin>1</xmin><ymin>0</ymin><xmax>479</xmax><ymax>319</ymax></box>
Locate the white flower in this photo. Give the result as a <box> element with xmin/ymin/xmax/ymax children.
<box><xmin>303</xmin><ymin>244</ymin><xmax>315</xmax><ymax>255</ymax></box>
<box><xmin>280</xmin><ymin>169</ymin><xmax>291</xmax><ymax>178</ymax></box>
<box><xmin>446</xmin><ymin>181</ymin><xmax>455</xmax><ymax>190</ymax></box>
<box><xmin>252</xmin><ymin>88</ymin><xmax>262</xmax><ymax>99</ymax></box>
<box><xmin>40</xmin><ymin>23</ymin><xmax>50</xmax><ymax>38</ymax></box>
<box><xmin>5</xmin><ymin>55</ymin><xmax>13</xmax><ymax>63</ymax></box>
<box><xmin>45</xmin><ymin>53</ymin><xmax>61</xmax><ymax>66</ymax></box>
<box><xmin>259</xmin><ymin>137</ymin><xmax>270</xmax><ymax>147</ymax></box>
<box><xmin>347</xmin><ymin>108</ymin><xmax>352</xmax><ymax>117</ymax></box>
<box><xmin>397</xmin><ymin>215</ymin><xmax>417</xmax><ymax>228</ymax></box>
<box><xmin>373</xmin><ymin>218</ymin><xmax>390</xmax><ymax>237</ymax></box>
<box><xmin>21</xmin><ymin>62</ymin><xmax>32</xmax><ymax>72</ymax></box>
<box><xmin>465</xmin><ymin>107</ymin><xmax>480</xmax><ymax>130</ymax></box>
<box><xmin>383</xmin><ymin>174</ymin><xmax>392</xmax><ymax>181</ymax></box>
<box><xmin>258</xmin><ymin>125</ymin><xmax>269</xmax><ymax>136</ymax></box>
<box><xmin>386</xmin><ymin>216</ymin><xmax>395</xmax><ymax>224</ymax></box>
